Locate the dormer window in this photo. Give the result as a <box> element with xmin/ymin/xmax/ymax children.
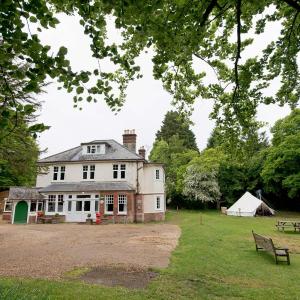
<box><xmin>86</xmin><ymin>144</ymin><xmax>105</xmax><ymax>154</ymax></box>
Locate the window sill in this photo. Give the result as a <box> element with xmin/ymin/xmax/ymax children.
<box><xmin>118</xmin><ymin>213</ymin><xmax>127</xmax><ymax>215</ymax></box>
<box><xmin>104</xmin><ymin>212</ymin><xmax>114</xmax><ymax>215</ymax></box>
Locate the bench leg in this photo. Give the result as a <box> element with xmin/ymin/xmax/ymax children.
<box><xmin>287</xmin><ymin>254</ymin><xmax>290</xmax><ymax>265</ymax></box>
<box><xmin>275</xmin><ymin>255</ymin><xmax>278</xmax><ymax>264</ymax></box>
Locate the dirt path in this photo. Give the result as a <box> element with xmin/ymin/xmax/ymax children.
<box><xmin>0</xmin><ymin>223</ymin><xmax>180</xmax><ymax>279</ymax></box>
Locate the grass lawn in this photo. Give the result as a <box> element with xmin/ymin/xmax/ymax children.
<box><xmin>0</xmin><ymin>210</ymin><xmax>300</xmax><ymax>299</ymax></box>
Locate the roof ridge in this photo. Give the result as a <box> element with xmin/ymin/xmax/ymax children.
<box><xmin>38</xmin><ymin>145</ymin><xmax>81</xmax><ymax>162</ymax></box>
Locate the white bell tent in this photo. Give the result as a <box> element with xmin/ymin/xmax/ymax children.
<box><xmin>227</xmin><ymin>191</ymin><xmax>275</xmax><ymax>217</ymax></box>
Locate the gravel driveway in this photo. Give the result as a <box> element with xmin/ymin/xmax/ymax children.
<box><xmin>0</xmin><ymin>223</ymin><xmax>180</xmax><ymax>279</ymax></box>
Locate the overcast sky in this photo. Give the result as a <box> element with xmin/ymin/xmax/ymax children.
<box><xmin>36</xmin><ymin>14</ymin><xmax>291</xmax><ymax>158</ymax></box>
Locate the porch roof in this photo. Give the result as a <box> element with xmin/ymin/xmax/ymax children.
<box><xmin>8</xmin><ymin>187</ymin><xmax>45</xmax><ymax>201</ymax></box>
<box><xmin>39</xmin><ymin>182</ymin><xmax>135</xmax><ymax>193</ymax></box>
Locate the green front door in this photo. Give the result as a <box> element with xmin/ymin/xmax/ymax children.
<box><xmin>14</xmin><ymin>201</ymin><xmax>28</xmax><ymax>224</ymax></box>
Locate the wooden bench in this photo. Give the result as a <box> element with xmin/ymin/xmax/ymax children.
<box><xmin>252</xmin><ymin>231</ymin><xmax>290</xmax><ymax>265</ymax></box>
<box><xmin>276</xmin><ymin>220</ymin><xmax>300</xmax><ymax>232</ymax></box>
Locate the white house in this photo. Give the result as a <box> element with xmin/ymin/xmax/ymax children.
<box><xmin>3</xmin><ymin>130</ymin><xmax>166</xmax><ymax>224</ymax></box>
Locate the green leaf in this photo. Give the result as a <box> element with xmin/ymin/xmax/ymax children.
<box><xmin>76</xmin><ymin>86</ymin><xmax>84</xmax><ymax>94</ymax></box>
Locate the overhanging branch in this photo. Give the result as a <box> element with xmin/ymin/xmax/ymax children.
<box><xmin>233</xmin><ymin>0</ymin><xmax>242</xmax><ymax>101</ymax></box>
<box><xmin>200</xmin><ymin>0</ymin><xmax>219</xmax><ymax>27</ymax></box>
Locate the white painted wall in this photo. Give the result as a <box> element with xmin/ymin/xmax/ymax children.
<box><xmin>143</xmin><ymin>194</ymin><xmax>165</xmax><ymax>213</ymax></box>
<box><xmin>139</xmin><ymin>164</ymin><xmax>165</xmax><ymax>194</ymax></box>
<box><xmin>36</xmin><ymin>161</ymin><xmax>139</xmax><ymax>188</ymax></box>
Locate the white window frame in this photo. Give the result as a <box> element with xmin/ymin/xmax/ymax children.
<box><xmin>155</xmin><ymin>169</ymin><xmax>160</xmax><ymax>180</ymax></box>
<box><xmin>120</xmin><ymin>164</ymin><xmax>126</xmax><ymax>179</ymax></box>
<box><xmin>47</xmin><ymin>195</ymin><xmax>56</xmax><ymax>212</ymax></box>
<box><xmin>112</xmin><ymin>164</ymin><xmax>126</xmax><ymax>179</ymax></box>
<box><xmin>76</xmin><ymin>200</ymin><xmax>83</xmax><ymax>212</ymax></box>
<box><xmin>105</xmin><ymin>195</ymin><xmax>114</xmax><ymax>215</ymax></box>
<box><xmin>53</xmin><ymin>166</ymin><xmax>59</xmax><ymax>181</ymax></box>
<box><xmin>37</xmin><ymin>201</ymin><xmax>43</xmax><ymax>211</ymax></box>
<box><xmin>57</xmin><ymin>194</ymin><xmax>64</xmax><ymax>212</ymax></box>
<box><xmin>156</xmin><ymin>196</ymin><xmax>162</xmax><ymax>210</ymax></box>
<box><xmin>118</xmin><ymin>194</ymin><xmax>127</xmax><ymax>215</ymax></box>
<box><xmin>53</xmin><ymin>166</ymin><xmax>65</xmax><ymax>181</ymax></box>
<box><xmin>68</xmin><ymin>200</ymin><xmax>72</xmax><ymax>212</ymax></box>
<box><xmin>90</xmin><ymin>165</ymin><xmax>95</xmax><ymax>179</ymax></box>
<box><xmin>83</xmin><ymin>200</ymin><xmax>91</xmax><ymax>212</ymax></box>
<box><xmin>83</xmin><ymin>165</ymin><xmax>95</xmax><ymax>180</ymax></box>
<box><xmin>60</xmin><ymin>166</ymin><xmax>65</xmax><ymax>180</ymax></box>
<box><xmin>47</xmin><ymin>195</ymin><xmax>64</xmax><ymax>213</ymax></box>
<box><xmin>30</xmin><ymin>201</ymin><xmax>37</xmax><ymax>212</ymax></box>
<box><xmin>86</xmin><ymin>144</ymin><xmax>105</xmax><ymax>154</ymax></box>
<box><xmin>113</xmin><ymin>164</ymin><xmax>118</xmax><ymax>179</ymax></box>
<box><xmin>4</xmin><ymin>199</ymin><xmax>12</xmax><ymax>212</ymax></box>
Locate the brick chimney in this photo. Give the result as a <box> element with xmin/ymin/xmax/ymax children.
<box><xmin>138</xmin><ymin>146</ymin><xmax>146</xmax><ymax>158</ymax></box>
<box><xmin>123</xmin><ymin>129</ymin><xmax>137</xmax><ymax>153</ymax></box>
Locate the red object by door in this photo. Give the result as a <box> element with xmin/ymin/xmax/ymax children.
<box><xmin>95</xmin><ymin>212</ymin><xmax>101</xmax><ymax>224</ymax></box>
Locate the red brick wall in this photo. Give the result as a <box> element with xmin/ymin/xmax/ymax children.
<box><xmin>100</xmin><ymin>191</ymin><xmax>135</xmax><ymax>223</ymax></box>
<box><xmin>144</xmin><ymin>212</ymin><xmax>165</xmax><ymax>222</ymax></box>
<box><xmin>2</xmin><ymin>212</ymin><xmax>11</xmax><ymax>222</ymax></box>
<box><xmin>0</xmin><ymin>190</ymin><xmax>9</xmax><ymax>213</ymax></box>
<box><xmin>28</xmin><ymin>215</ymin><xmax>36</xmax><ymax>224</ymax></box>
<box><xmin>135</xmin><ymin>194</ymin><xmax>144</xmax><ymax>223</ymax></box>
<box><xmin>43</xmin><ymin>215</ymin><xmax>66</xmax><ymax>223</ymax></box>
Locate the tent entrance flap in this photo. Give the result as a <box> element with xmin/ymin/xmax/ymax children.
<box><xmin>255</xmin><ymin>203</ymin><xmax>273</xmax><ymax>216</ymax></box>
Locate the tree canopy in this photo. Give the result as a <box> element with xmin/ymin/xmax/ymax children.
<box><xmin>1</xmin><ymin>0</ymin><xmax>299</xmax><ymax>135</ymax></box>
<box><xmin>155</xmin><ymin>111</ymin><xmax>198</xmax><ymax>151</ymax></box>
<box><xmin>261</xmin><ymin>109</ymin><xmax>300</xmax><ymax>203</ymax></box>
<box><xmin>0</xmin><ymin>115</ymin><xmax>39</xmax><ymax>187</ymax></box>
<box><xmin>183</xmin><ymin>166</ymin><xmax>221</xmax><ymax>204</ymax></box>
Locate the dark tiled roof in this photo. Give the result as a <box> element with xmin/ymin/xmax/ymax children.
<box><xmin>9</xmin><ymin>187</ymin><xmax>45</xmax><ymax>200</ymax></box>
<box><xmin>39</xmin><ymin>182</ymin><xmax>135</xmax><ymax>193</ymax></box>
<box><xmin>38</xmin><ymin>140</ymin><xmax>144</xmax><ymax>163</ymax></box>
